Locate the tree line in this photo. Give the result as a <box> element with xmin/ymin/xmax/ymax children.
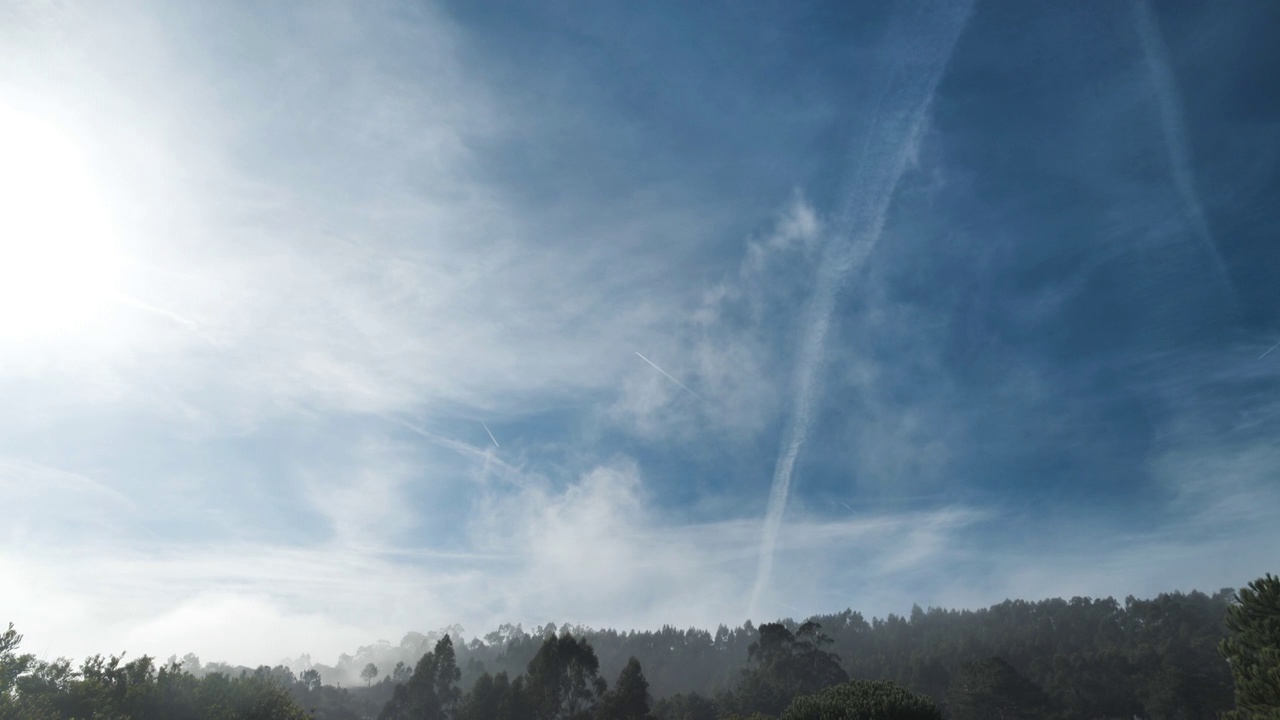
<box><xmin>3</xmin><ymin>574</ymin><xmax>1277</xmax><ymax>719</ymax></box>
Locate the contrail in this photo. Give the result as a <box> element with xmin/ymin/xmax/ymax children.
<box><xmin>481</xmin><ymin>421</ymin><xmax>500</xmax><ymax>448</ymax></box>
<box><xmin>376</xmin><ymin>412</ymin><xmax>528</xmax><ymax>487</ymax></box>
<box><xmin>1133</xmin><ymin>0</ymin><xmax>1235</xmax><ymax>301</ymax></box>
<box><xmin>1260</xmin><ymin>338</ymin><xmax>1280</xmax><ymax>360</ymax></box>
<box><xmin>114</xmin><ymin>293</ymin><xmax>198</xmax><ymax>328</ymax></box>
<box><xmin>747</xmin><ymin>0</ymin><xmax>974</xmax><ymax>620</ymax></box>
<box><xmin>634</xmin><ymin>351</ymin><xmax>710</xmax><ymax>405</ymax></box>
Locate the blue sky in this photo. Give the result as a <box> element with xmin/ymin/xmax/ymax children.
<box><xmin>1</xmin><ymin>0</ymin><xmax>1278</xmax><ymax>667</ymax></box>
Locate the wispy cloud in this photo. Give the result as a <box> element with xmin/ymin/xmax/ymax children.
<box><xmin>1</xmin><ymin>0</ymin><xmax>1276</xmax><ymax>675</ymax></box>
<box><xmin>1132</xmin><ymin>0</ymin><xmax>1235</xmax><ymax>301</ymax></box>
<box><xmin>749</xmin><ymin>0</ymin><xmax>975</xmax><ymax>619</ymax></box>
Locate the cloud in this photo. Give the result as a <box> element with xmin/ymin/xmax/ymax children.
<box><xmin>750</xmin><ymin>0</ymin><xmax>975</xmax><ymax>618</ymax></box>
<box><xmin>1</xmin><ymin>450</ymin><xmax>988</xmax><ymax>666</ymax></box>
<box><xmin>608</xmin><ymin>192</ymin><xmax>821</xmax><ymax>444</ymax></box>
<box><xmin>1</xmin><ymin>0</ymin><xmax>1277</xmax><ymax>677</ymax></box>
<box><xmin>1132</xmin><ymin>0</ymin><xmax>1234</xmax><ymax>301</ymax></box>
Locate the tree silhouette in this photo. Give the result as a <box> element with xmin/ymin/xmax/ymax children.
<box><xmin>379</xmin><ymin>635</ymin><xmax>461</xmax><ymax>720</ymax></box>
<box><xmin>599</xmin><ymin>657</ymin><xmax>654</xmax><ymax>720</ymax></box>
<box><xmin>722</xmin><ymin>621</ymin><xmax>850</xmax><ymax>716</ymax></box>
<box><xmin>527</xmin><ymin>634</ymin><xmax>606</xmax><ymax>720</ymax></box>
<box><xmin>299</xmin><ymin>668</ymin><xmax>322</xmax><ymax>692</ymax></box>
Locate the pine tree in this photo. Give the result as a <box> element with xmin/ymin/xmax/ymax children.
<box><xmin>1221</xmin><ymin>574</ymin><xmax>1280</xmax><ymax>719</ymax></box>
<box><xmin>599</xmin><ymin>657</ymin><xmax>653</xmax><ymax>720</ymax></box>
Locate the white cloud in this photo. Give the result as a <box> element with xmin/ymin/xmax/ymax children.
<box><xmin>2</xmin><ymin>0</ymin><xmax>1276</xmax><ymax>680</ymax></box>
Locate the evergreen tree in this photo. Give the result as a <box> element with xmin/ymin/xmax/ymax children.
<box><xmin>598</xmin><ymin>657</ymin><xmax>653</xmax><ymax>720</ymax></box>
<box><xmin>1221</xmin><ymin>574</ymin><xmax>1280</xmax><ymax>719</ymax></box>
<box><xmin>527</xmin><ymin>634</ymin><xmax>607</xmax><ymax>720</ymax></box>
<box><xmin>379</xmin><ymin>635</ymin><xmax>461</xmax><ymax>720</ymax></box>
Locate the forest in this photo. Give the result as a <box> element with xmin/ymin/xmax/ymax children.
<box><xmin>2</xmin><ymin>574</ymin><xmax>1277</xmax><ymax>720</ymax></box>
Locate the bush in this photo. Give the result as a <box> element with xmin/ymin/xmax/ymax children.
<box><xmin>778</xmin><ymin>680</ymin><xmax>942</xmax><ymax>720</ymax></box>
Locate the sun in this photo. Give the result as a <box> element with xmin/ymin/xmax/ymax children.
<box><xmin>0</xmin><ymin>104</ymin><xmax>120</xmax><ymax>342</ymax></box>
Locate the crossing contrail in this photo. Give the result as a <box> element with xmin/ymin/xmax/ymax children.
<box><xmin>1259</xmin><ymin>338</ymin><xmax>1280</xmax><ymax>360</ymax></box>
<box><xmin>635</xmin><ymin>351</ymin><xmax>709</xmax><ymax>405</ymax></box>
<box><xmin>481</xmin><ymin>421</ymin><xmax>500</xmax><ymax>448</ymax></box>
<box><xmin>114</xmin><ymin>293</ymin><xmax>198</xmax><ymax>328</ymax></box>
<box><xmin>747</xmin><ymin>0</ymin><xmax>974</xmax><ymax>620</ymax></box>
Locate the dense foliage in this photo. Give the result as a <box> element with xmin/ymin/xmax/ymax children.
<box><xmin>0</xmin><ymin>624</ymin><xmax>308</xmax><ymax>720</ymax></box>
<box><xmin>6</xmin><ymin>578</ymin><xmax>1277</xmax><ymax>719</ymax></box>
<box><xmin>777</xmin><ymin>680</ymin><xmax>942</xmax><ymax>720</ymax></box>
<box><xmin>1220</xmin><ymin>574</ymin><xmax>1280</xmax><ymax>719</ymax></box>
<box><xmin>379</xmin><ymin>588</ymin><xmax>1234</xmax><ymax>719</ymax></box>
<box><xmin>945</xmin><ymin>657</ymin><xmax>1058</xmax><ymax>720</ymax></box>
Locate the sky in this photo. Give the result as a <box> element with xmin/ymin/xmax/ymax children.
<box><xmin>1</xmin><ymin>0</ymin><xmax>1278</xmax><ymax>668</ymax></box>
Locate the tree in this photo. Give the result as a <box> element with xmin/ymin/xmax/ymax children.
<box><xmin>0</xmin><ymin>624</ymin><xmax>32</xmax><ymax>696</ymax></box>
<box><xmin>652</xmin><ymin>692</ymin><xmax>718</xmax><ymax>720</ymax></box>
<box><xmin>779</xmin><ymin>680</ymin><xmax>942</xmax><ymax>720</ymax></box>
<box><xmin>300</xmin><ymin>668</ymin><xmax>323</xmax><ymax>692</ymax></box>
<box><xmin>748</xmin><ymin>622</ymin><xmax>848</xmax><ymax>692</ymax></box>
<box><xmin>947</xmin><ymin>657</ymin><xmax>1058</xmax><ymax>720</ymax></box>
<box><xmin>526</xmin><ymin>634</ymin><xmax>607</xmax><ymax>720</ymax></box>
<box><xmin>362</xmin><ymin>663</ymin><xmax>379</xmax><ymax>687</ymax></box>
<box><xmin>1221</xmin><ymin>574</ymin><xmax>1280</xmax><ymax>719</ymax></box>
<box><xmin>459</xmin><ymin>671</ymin><xmax>536</xmax><ymax>720</ymax></box>
<box><xmin>598</xmin><ymin>657</ymin><xmax>653</xmax><ymax>720</ymax></box>
<box><xmin>391</xmin><ymin>661</ymin><xmax>412</xmax><ymax>684</ymax></box>
<box><xmin>722</xmin><ymin>621</ymin><xmax>850</xmax><ymax>717</ymax></box>
<box><xmin>459</xmin><ymin>671</ymin><xmax>503</xmax><ymax>720</ymax></box>
<box><xmin>2</xmin><ymin>624</ymin><xmax>311</xmax><ymax>720</ymax></box>
<box><xmin>379</xmin><ymin>635</ymin><xmax>461</xmax><ymax>720</ymax></box>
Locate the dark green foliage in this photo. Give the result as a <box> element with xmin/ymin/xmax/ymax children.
<box><xmin>299</xmin><ymin>667</ymin><xmax>322</xmax><ymax>692</ymax></box>
<box><xmin>946</xmin><ymin>657</ymin><xmax>1058</xmax><ymax>720</ymax></box>
<box><xmin>0</xmin><ymin>625</ymin><xmax>309</xmax><ymax>720</ymax></box>
<box><xmin>378</xmin><ymin>634</ymin><xmax>462</xmax><ymax>720</ymax></box>
<box><xmin>457</xmin><ymin>671</ymin><xmax>534</xmax><ymax>720</ymax></box>
<box><xmin>426</xmin><ymin>590</ymin><xmax>1238</xmax><ymax>720</ymax></box>
<box><xmin>4</xmin><ymin>583</ymin><xmax>1254</xmax><ymax>720</ymax></box>
<box><xmin>779</xmin><ymin>680</ymin><xmax>942</xmax><ymax>720</ymax></box>
<box><xmin>527</xmin><ymin>633</ymin><xmax>608</xmax><ymax>720</ymax></box>
<box><xmin>719</xmin><ymin>622</ymin><xmax>849</xmax><ymax>717</ymax></box>
<box><xmin>652</xmin><ymin>691</ymin><xmax>718</xmax><ymax>720</ymax></box>
<box><xmin>598</xmin><ymin>657</ymin><xmax>654</xmax><ymax>720</ymax></box>
<box><xmin>1221</xmin><ymin>574</ymin><xmax>1280</xmax><ymax>719</ymax></box>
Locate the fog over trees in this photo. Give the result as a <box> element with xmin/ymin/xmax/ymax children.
<box><xmin>4</xmin><ymin>576</ymin><xmax>1279</xmax><ymax>719</ymax></box>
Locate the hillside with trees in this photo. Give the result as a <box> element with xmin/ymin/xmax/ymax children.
<box><xmin>4</xmin><ymin>577</ymin><xmax>1278</xmax><ymax>719</ymax></box>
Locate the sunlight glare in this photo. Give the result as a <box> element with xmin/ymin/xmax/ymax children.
<box><xmin>0</xmin><ymin>104</ymin><xmax>120</xmax><ymax>342</ymax></box>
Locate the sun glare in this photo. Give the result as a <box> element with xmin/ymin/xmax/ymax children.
<box><xmin>0</xmin><ymin>104</ymin><xmax>120</xmax><ymax>342</ymax></box>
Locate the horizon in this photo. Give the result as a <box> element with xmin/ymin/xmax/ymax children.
<box><xmin>165</xmin><ymin>582</ymin><xmax>1247</xmax><ymax>673</ymax></box>
<box><xmin>2</xmin><ymin>0</ymin><xmax>1277</xmax><ymax>671</ymax></box>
